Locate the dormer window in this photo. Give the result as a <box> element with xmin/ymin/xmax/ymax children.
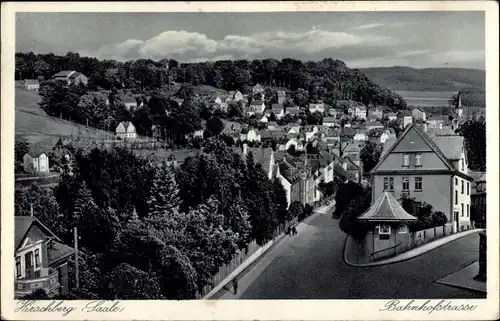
<box><xmin>403</xmin><ymin>154</ymin><xmax>410</xmax><ymax>167</ymax></box>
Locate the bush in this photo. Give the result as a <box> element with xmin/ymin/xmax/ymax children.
<box><xmin>432</xmin><ymin>211</ymin><xmax>448</xmax><ymax>226</ymax></box>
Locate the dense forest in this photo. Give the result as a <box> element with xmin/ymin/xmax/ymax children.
<box><xmin>15</xmin><ymin>52</ymin><xmax>407</xmax><ymax>110</ymax></box>
<box><xmin>361</xmin><ymin>66</ymin><xmax>485</xmax><ymax>92</ymax></box>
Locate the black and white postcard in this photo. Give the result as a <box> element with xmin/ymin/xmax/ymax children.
<box><xmin>1</xmin><ymin>1</ymin><xmax>498</xmax><ymax>320</ymax></box>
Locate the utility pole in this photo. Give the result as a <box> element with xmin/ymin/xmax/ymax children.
<box><xmin>74</xmin><ymin>227</ymin><xmax>80</xmax><ymax>289</ymax></box>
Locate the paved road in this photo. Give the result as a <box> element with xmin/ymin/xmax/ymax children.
<box><xmin>235</xmin><ymin>209</ymin><xmax>485</xmax><ymax>299</ymax></box>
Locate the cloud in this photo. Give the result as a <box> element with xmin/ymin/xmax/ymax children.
<box><xmin>85</xmin><ymin>28</ymin><xmax>391</xmax><ymax>62</ymax></box>
<box><xmin>397</xmin><ymin>49</ymin><xmax>432</xmax><ymax>57</ymax></box>
<box><xmin>354</xmin><ymin>23</ymin><xmax>385</xmax><ymax>30</ymax></box>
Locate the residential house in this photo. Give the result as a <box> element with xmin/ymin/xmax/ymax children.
<box><xmin>240</xmin><ymin>127</ymin><xmax>261</xmax><ymax>142</ymax></box>
<box><xmin>267</xmin><ymin>121</ymin><xmax>278</xmax><ymax>129</ymax></box>
<box><xmin>323</xmin><ymin>117</ymin><xmax>337</xmax><ymax>127</ymax></box>
<box><xmin>353</xmin><ymin>130</ymin><xmax>368</xmax><ymax>143</ymax></box>
<box><xmin>259</xmin><ymin>114</ymin><xmax>268</xmax><ymax>123</ymax></box>
<box><xmin>365</xmin><ymin>121</ymin><xmax>384</xmax><ymax>131</ymax></box>
<box><xmin>248</xmin><ymin>100</ymin><xmax>266</xmax><ymax>115</ymax></box>
<box><xmin>271</xmin><ymin>104</ymin><xmax>285</xmax><ymax>119</ymax></box>
<box><xmin>279</xmin><ymin>137</ymin><xmax>304</xmax><ymax>152</ymax></box>
<box><xmin>342</xmin><ymin>155</ymin><xmax>363</xmax><ymax>182</ymax></box>
<box><xmin>52</xmin><ymin>70</ymin><xmax>88</xmax><ymax>86</ymax></box>
<box><xmin>412</xmin><ymin>108</ymin><xmax>427</xmax><ymax>122</ymax></box>
<box><xmin>302</xmin><ymin>125</ymin><xmax>319</xmax><ymax>142</ymax></box>
<box><xmin>15</xmin><ymin>216</ymin><xmax>74</xmax><ymax>298</ymax></box>
<box><xmin>355</xmin><ymin>106</ymin><xmax>367</xmax><ymax>119</ymax></box>
<box><xmin>385</xmin><ymin>112</ymin><xmax>398</xmax><ymax>121</ymax></box>
<box><xmin>276</xmin><ymin>157</ymin><xmax>303</xmax><ymax>207</ymax></box>
<box><xmin>116</xmin><ymin>121</ymin><xmax>137</xmax><ymax>140</ymax></box>
<box><xmin>122</xmin><ymin>96</ymin><xmax>142</xmax><ymax>110</ymax></box>
<box><xmin>285</xmin><ymin>106</ymin><xmax>301</xmax><ymax>117</ymax></box>
<box><xmin>24</xmin><ymin>79</ymin><xmax>40</xmax><ymax>91</ymax></box>
<box><xmin>368</xmin><ymin>129</ymin><xmax>391</xmax><ymax>145</ymax></box>
<box><xmin>23</xmin><ymin>150</ymin><xmax>50</xmax><ymax>173</ymax></box>
<box><xmin>398</xmin><ymin>110</ymin><xmax>413</xmax><ymax>129</ymax></box>
<box><xmin>427</xmin><ymin>115</ymin><xmax>448</xmax><ymax>128</ymax></box>
<box><xmin>226</xmin><ymin>90</ymin><xmax>243</xmax><ymax>102</ymax></box>
<box><xmin>371</xmin><ymin>123</ymin><xmax>473</xmax><ymax>233</ymax></box>
<box><xmin>369</xmin><ymin>108</ymin><xmax>384</xmax><ymax>120</ymax></box>
<box><xmin>277</xmin><ymin>90</ymin><xmax>286</xmax><ymax>104</ymax></box>
<box><xmin>470</xmin><ymin>173</ymin><xmax>486</xmax><ymax>228</ymax></box>
<box><xmin>252</xmin><ymin>83</ymin><xmax>265</xmax><ymax>94</ymax></box>
<box><xmin>235</xmin><ymin>145</ymin><xmax>275</xmax><ymax>180</ymax></box>
<box><xmin>308</xmin><ymin>102</ymin><xmax>325</xmax><ymax>114</ymax></box>
<box><xmin>328</xmin><ymin>108</ymin><xmax>342</xmax><ymax>119</ymax></box>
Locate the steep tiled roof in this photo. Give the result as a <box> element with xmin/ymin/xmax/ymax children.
<box><xmin>15</xmin><ymin>216</ymin><xmax>59</xmax><ymax>250</ymax></box>
<box><xmin>279</xmin><ymin>160</ymin><xmax>301</xmax><ymax>183</ymax></box>
<box><xmin>432</xmin><ymin>135</ymin><xmax>464</xmax><ymax>160</ymax></box>
<box><xmin>69</xmin><ymin>72</ymin><xmax>82</xmax><ymax>79</ymax></box>
<box><xmin>53</xmin><ymin>70</ymin><xmax>75</xmax><ymax>78</ymax></box>
<box><xmin>358</xmin><ymin>191</ymin><xmax>418</xmax><ymax>222</ymax></box>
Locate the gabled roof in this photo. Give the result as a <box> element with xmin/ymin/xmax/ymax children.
<box><xmin>279</xmin><ymin>160</ymin><xmax>302</xmax><ymax>184</ymax></box>
<box><xmin>372</xmin><ymin>123</ymin><xmax>460</xmax><ymax>173</ymax></box>
<box><xmin>69</xmin><ymin>72</ymin><xmax>82</xmax><ymax>79</ymax></box>
<box><xmin>432</xmin><ymin>135</ymin><xmax>464</xmax><ymax>161</ymax></box>
<box><xmin>250</xmin><ymin>100</ymin><xmax>264</xmax><ymax>105</ymax></box>
<box><xmin>271</xmin><ymin>103</ymin><xmax>284</xmax><ymax>111</ymax></box>
<box><xmin>358</xmin><ymin>191</ymin><xmax>418</xmax><ymax>222</ymax></box>
<box><xmin>15</xmin><ymin>216</ymin><xmax>59</xmax><ymax>251</ymax></box>
<box><xmin>52</xmin><ymin>70</ymin><xmax>75</xmax><ymax>78</ymax></box>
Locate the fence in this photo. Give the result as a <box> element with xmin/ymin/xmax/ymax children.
<box><xmin>350</xmin><ymin>222</ymin><xmax>471</xmax><ymax>264</ymax></box>
<box><xmin>198</xmin><ymin>221</ymin><xmax>292</xmax><ymax>298</ymax></box>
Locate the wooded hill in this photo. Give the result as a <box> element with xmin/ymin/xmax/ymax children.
<box><xmin>361</xmin><ymin>66</ymin><xmax>485</xmax><ymax>92</ymax></box>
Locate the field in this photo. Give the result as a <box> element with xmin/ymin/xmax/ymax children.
<box><xmin>15</xmin><ymin>87</ymin><xmax>113</xmax><ymax>148</ymax></box>
<box><xmin>361</xmin><ymin>67</ymin><xmax>485</xmax><ymax>92</ymax></box>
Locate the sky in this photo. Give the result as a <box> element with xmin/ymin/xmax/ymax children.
<box><xmin>16</xmin><ymin>11</ymin><xmax>485</xmax><ymax>69</ymax></box>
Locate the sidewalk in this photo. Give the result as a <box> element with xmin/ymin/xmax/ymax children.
<box><xmin>435</xmin><ymin>261</ymin><xmax>486</xmax><ymax>293</ymax></box>
<box><xmin>345</xmin><ymin>228</ymin><xmax>483</xmax><ymax>267</ymax></box>
<box><xmin>209</xmin><ymin>201</ymin><xmax>336</xmax><ymax>299</ymax></box>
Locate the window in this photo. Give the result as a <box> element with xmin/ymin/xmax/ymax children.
<box><xmin>383</xmin><ymin>177</ymin><xmax>388</xmax><ymax>191</ymax></box>
<box><xmin>398</xmin><ymin>225</ymin><xmax>408</xmax><ymax>234</ymax></box>
<box><xmin>378</xmin><ymin>224</ymin><xmax>391</xmax><ymax>240</ymax></box>
<box><xmin>414</xmin><ymin>177</ymin><xmax>423</xmax><ymax>191</ymax></box>
<box><xmin>16</xmin><ymin>257</ymin><xmax>21</xmax><ymax>278</ymax></box>
<box><xmin>461</xmin><ymin>180</ymin><xmax>464</xmax><ymax>194</ymax></box>
<box><xmin>455</xmin><ymin>178</ymin><xmax>458</xmax><ymax>185</ymax></box>
<box><xmin>467</xmin><ymin>204</ymin><xmax>470</xmax><ymax>217</ymax></box>
<box><xmin>461</xmin><ymin>159</ymin><xmax>465</xmax><ymax>171</ymax></box>
<box><xmin>403</xmin><ymin>154</ymin><xmax>410</xmax><ymax>167</ymax></box>
<box><xmin>402</xmin><ymin>177</ymin><xmax>410</xmax><ymax>191</ymax></box>
<box><xmin>389</xmin><ymin>178</ymin><xmax>394</xmax><ymax>191</ymax></box>
<box><xmin>461</xmin><ymin>203</ymin><xmax>464</xmax><ymax>217</ymax></box>
<box><xmin>34</xmin><ymin>249</ymin><xmax>40</xmax><ymax>268</ymax></box>
<box><xmin>467</xmin><ymin>182</ymin><xmax>470</xmax><ymax>195</ymax></box>
<box><xmin>415</xmin><ymin>154</ymin><xmax>422</xmax><ymax>166</ymax></box>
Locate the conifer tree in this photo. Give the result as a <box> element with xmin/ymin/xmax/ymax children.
<box><xmin>147</xmin><ymin>161</ymin><xmax>180</xmax><ymax>217</ymax></box>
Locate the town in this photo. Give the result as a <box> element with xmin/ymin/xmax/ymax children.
<box><xmin>13</xmin><ymin>51</ymin><xmax>486</xmax><ymax>299</ymax></box>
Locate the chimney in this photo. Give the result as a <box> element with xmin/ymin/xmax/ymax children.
<box><xmin>439</xmin><ymin>122</ymin><xmax>443</xmax><ymax>130</ymax></box>
<box><xmin>243</xmin><ymin>143</ymin><xmax>248</xmax><ymax>156</ymax></box>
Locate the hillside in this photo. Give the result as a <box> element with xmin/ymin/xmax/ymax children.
<box><xmin>361</xmin><ymin>67</ymin><xmax>485</xmax><ymax>92</ymax></box>
<box><xmin>15</xmin><ymin>87</ymin><xmax>113</xmax><ymax>147</ymax></box>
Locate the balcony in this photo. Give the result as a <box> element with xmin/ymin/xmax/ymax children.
<box><xmin>14</xmin><ymin>267</ymin><xmax>60</xmax><ymax>298</ymax></box>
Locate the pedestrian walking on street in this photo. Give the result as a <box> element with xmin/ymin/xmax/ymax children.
<box><xmin>287</xmin><ymin>226</ymin><xmax>292</xmax><ymax>237</ymax></box>
<box><xmin>232</xmin><ymin>278</ymin><xmax>238</xmax><ymax>295</ymax></box>
<box><xmin>292</xmin><ymin>226</ymin><xmax>297</xmax><ymax>235</ymax></box>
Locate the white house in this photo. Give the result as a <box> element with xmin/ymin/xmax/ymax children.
<box><xmin>308</xmin><ymin>102</ymin><xmax>325</xmax><ymax>114</ymax></box>
<box><xmin>355</xmin><ymin>106</ymin><xmax>367</xmax><ymax>119</ymax></box>
<box><xmin>271</xmin><ymin>104</ymin><xmax>285</xmax><ymax>119</ymax></box>
<box><xmin>122</xmin><ymin>96</ymin><xmax>143</xmax><ymax>111</ymax></box>
<box><xmin>303</xmin><ymin>125</ymin><xmax>319</xmax><ymax>142</ymax></box>
<box><xmin>248</xmin><ymin>100</ymin><xmax>266</xmax><ymax>115</ymax></box>
<box><xmin>385</xmin><ymin>112</ymin><xmax>398</xmax><ymax>121</ymax></box>
<box><xmin>323</xmin><ymin>117</ymin><xmax>337</xmax><ymax>127</ymax></box>
<box><xmin>412</xmin><ymin>108</ymin><xmax>427</xmax><ymax>122</ymax></box>
<box><xmin>240</xmin><ymin>128</ymin><xmax>261</xmax><ymax>142</ymax></box>
<box><xmin>52</xmin><ymin>70</ymin><xmax>88</xmax><ymax>86</ymax></box>
<box><xmin>353</xmin><ymin>131</ymin><xmax>368</xmax><ymax>142</ymax></box>
<box><xmin>24</xmin><ymin>79</ymin><xmax>40</xmax><ymax>91</ymax></box>
<box><xmin>116</xmin><ymin>121</ymin><xmax>137</xmax><ymax>140</ymax></box>
<box><xmin>259</xmin><ymin>115</ymin><xmax>268</xmax><ymax>123</ymax></box>
<box><xmin>23</xmin><ymin>151</ymin><xmax>50</xmax><ymax>173</ymax></box>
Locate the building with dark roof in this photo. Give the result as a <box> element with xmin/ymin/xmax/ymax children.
<box><xmin>14</xmin><ymin>215</ymin><xmax>74</xmax><ymax>298</ymax></box>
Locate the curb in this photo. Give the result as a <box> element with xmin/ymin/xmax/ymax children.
<box><xmin>434</xmin><ymin>261</ymin><xmax>487</xmax><ymax>294</ymax></box>
<box><xmin>204</xmin><ymin>203</ymin><xmax>334</xmax><ymax>299</ymax></box>
<box><xmin>343</xmin><ymin>229</ymin><xmax>483</xmax><ymax>267</ymax></box>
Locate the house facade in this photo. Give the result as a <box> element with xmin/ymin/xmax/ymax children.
<box><xmin>15</xmin><ymin>216</ymin><xmax>74</xmax><ymax>298</ymax></box>
<box><xmin>52</xmin><ymin>70</ymin><xmax>88</xmax><ymax>86</ymax></box>
<box><xmin>24</xmin><ymin>79</ymin><xmax>40</xmax><ymax>91</ymax></box>
<box><xmin>370</xmin><ymin>123</ymin><xmax>473</xmax><ymax>232</ymax></box>
<box><xmin>23</xmin><ymin>152</ymin><xmax>50</xmax><ymax>173</ymax></box>
<box><xmin>308</xmin><ymin>103</ymin><xmax>325</xmax><ymax>114</ymax></box>
<box><xmin>116</xmin><ymin>121</ymin><xmax>137</xmax><ymax>140</ymax></box>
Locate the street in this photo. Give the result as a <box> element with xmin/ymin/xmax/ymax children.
<box><xmin>227</xmin><ymin>208</ymin><xmax>485</xmax><ymax>299</ymax></box>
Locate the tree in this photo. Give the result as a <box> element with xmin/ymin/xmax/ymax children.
<box><xmin>272</xmin><ymin>178</ymin><xmax>289</xmax><ymax>224</ymax></box>
<box><xmin>455</xmin><ymin>119</ymin><xmax>486</xmax><ymax>171</ymax></box>
<box><xmin>360</xmin><ymin>142</ymin><xmax>383</xmax><ymax>174</ymax></box>
<box><xmin>147</xmin><ymin>161</ymin><xmax>180</xmax><ymax>217</ymax></box>
<box><xmin>338</xmin><ymin>186</ymin><xmax>371</xmax><ymax>239</ymax></box>
<box><xmin>15</xmin><ymin>139</ymin><xmax>30</xmax><ymax>172</ymax></box>
<box><xmin>105</xmin><ymin>263</ymin><xmax>162</xmax><ymax>299</ymax></box>
<box><xmin>289</xmin><ymin>201</ymin><xmax>304</xmax><ymax>219</ymax></box>
<box><xmin>206</xmin><ymin>116</ymin><xmax>224</xmax><ymax>137</ymax></box>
